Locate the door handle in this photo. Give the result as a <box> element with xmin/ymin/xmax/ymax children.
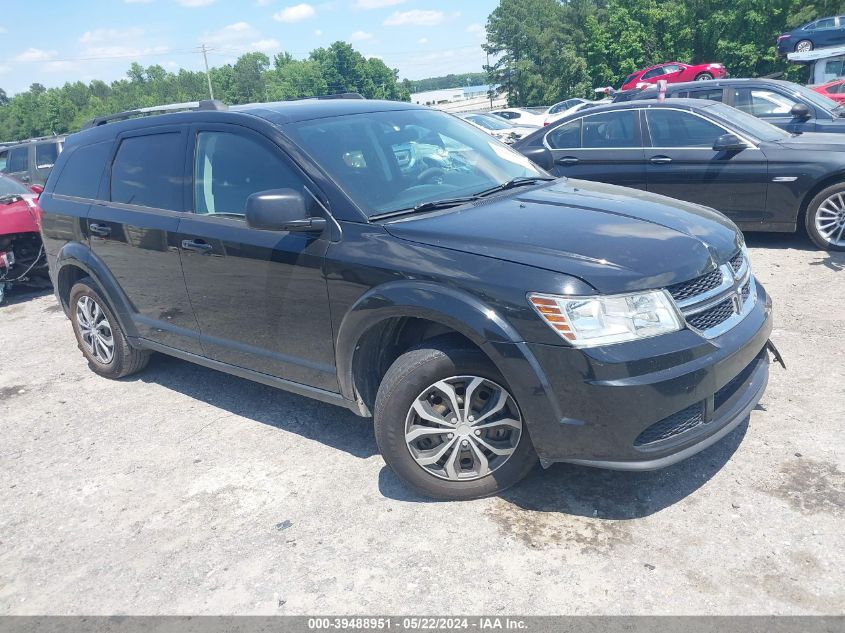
<box><xmin>556</xmin><ymin>156</ymin><xmax>579</xmax><ymax>165</ymax></box>
<box><xmin>650</xmin><ymin>156</ymin><xmax>673</xmax><ymax>165</ymax></box>
<box><xmin>88</xmin><ymin>223</ymin><xmax>111</xmax><ymax>237</ymax></box>
<box><xmin>181</xmin><ymin>239</ymin><xmax>213</xmax><ymax>253</ymax></box>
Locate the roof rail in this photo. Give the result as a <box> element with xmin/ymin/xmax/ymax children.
<box><xmin>295</xmin><ymin>92</ymin><xmax>365</xmax><ymax>101</ymax></box>
<box><xmin>0</xmin><ymin>133</ymin><xmax>65</xmax><ymax>147</ymax></box>
<box><xmin>82</xmin><ymin>99</ymin><xmax>228</xmax><ymax>129</ymax></box>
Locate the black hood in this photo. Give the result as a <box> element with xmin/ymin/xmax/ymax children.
<box><xmin>382</xmin><ymin>179</ymin><xmax>742</xmax><ymax>293</ymax></box>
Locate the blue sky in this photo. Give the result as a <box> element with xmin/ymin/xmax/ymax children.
<box><xmin>0</xmin><ymin>0</ymin><xmax>498</xmax><ymax>96</ymax></box>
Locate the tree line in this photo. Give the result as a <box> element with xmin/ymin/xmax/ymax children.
<box><xmin>0</xmin><ymin>42</ymin><xmax>410</xmax><ymax>142</ymax></box>
<box><xmin>484</xmin><ymin>0</ymin><xmax>845</xmax><ymax>107</ymax></box>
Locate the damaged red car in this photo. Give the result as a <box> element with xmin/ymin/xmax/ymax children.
<box><xmin>620</xmin><ymin>62</ymin><xmax>728</xmax><ymax>91</ymax></box>
<box><xmin>0</xmin><ymin>173</ymin><xmax>48</xmax><ymax>304</ymax></box>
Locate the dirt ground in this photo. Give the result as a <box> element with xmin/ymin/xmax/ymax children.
<box><xmin>1</xmin><ymin>231</ymin><xmax>843</xmax><ymax>615</ymax></box>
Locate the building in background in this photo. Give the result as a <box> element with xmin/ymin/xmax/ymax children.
<box><xmin>410</xmin><ymin>84</ymin><xmax>507</xmax><ymax>112</ymax></box>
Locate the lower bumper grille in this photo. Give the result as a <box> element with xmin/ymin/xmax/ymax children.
<box><xmin>634</xmin><ymin>402</ymin><xmax>705</xmax><ymax>446</ymax></box>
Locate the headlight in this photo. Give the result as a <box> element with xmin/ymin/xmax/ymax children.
<box><xmin>528</xmin><ymin>290</ymin><xmax>682</xmax><ymax>347</ymax></box>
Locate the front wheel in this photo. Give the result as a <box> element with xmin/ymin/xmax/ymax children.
<box><xmin>695</xmin><ymin>72</ymin><xmax>714</xmax><ymax>81</ymax></box>
<box><xmin>795</xmin><ymin>39</ymin><xmax>813</xmax><ymax>53</ymax></box>
<box><xmin>805</xmin><ymin>184</ymin><xmax>845</xmax><ymax>251</ymax></box>
<box><xmin>374</xmin><ymin>341</ymin><xmax>537</xmax><ymax>500</ymax></box>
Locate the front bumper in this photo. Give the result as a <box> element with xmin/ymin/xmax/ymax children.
<box><xmin>498</xmin><ymin>280</ymin><xmax>773</xmax><ymax>469</ymax></box>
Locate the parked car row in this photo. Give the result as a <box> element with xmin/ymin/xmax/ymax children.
<box><xmin>0</xmin><ymin>136</ymin><xmax>65</xmax><ymax>186</ymax></box>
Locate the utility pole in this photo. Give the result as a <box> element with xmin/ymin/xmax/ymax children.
<box><xmin>200</xmin><ymin>44</ymin><xmax>214</xmax><ymax>100</ymax></box>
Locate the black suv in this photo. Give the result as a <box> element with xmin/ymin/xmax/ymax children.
<box><xmin>614</xmin><ymin>78</ymin><xmax>845</xmax><ymax>135</ymax></box>
<box><xmin>40</xmin><ymin>98</ymin><xmax>775</xmax><ymax>500</ymax></box>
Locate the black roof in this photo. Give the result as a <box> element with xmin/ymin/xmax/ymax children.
<box><xmin>65</xmin><ymin>98</ymin><xmax>427</xmax><ymax>147</ymax></box>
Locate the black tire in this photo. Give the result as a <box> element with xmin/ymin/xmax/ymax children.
<box><xmin>795</xmin><ymin>39</ymin><xmax>813</xmax><ymax>53</ymax></box>
<box><xmin>695</xmin><ymin>72</ymin><xmax>714</xmax><ymax>81</ymax></box>
<box><xmin>69</xmin><ymin>277</ymin><xmax>151</xmax><ymax>378</ymax></box>
<box><xmin>374</xmin><ymin>339</ymin><xmax>537</xmax><ymax>501</ymax></box>
<box><xmin>804</xmin><ymin>183</ymin><xmax>845</xmax><ymax>251</ymax></box>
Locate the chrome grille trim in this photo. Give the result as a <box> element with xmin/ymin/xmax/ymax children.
<box><xmin>666</xmin><ymin>249</ymin><xmax>757</xmax><ymax>339</ymax></box>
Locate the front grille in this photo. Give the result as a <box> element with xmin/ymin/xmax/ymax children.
<box><xmin>667</xmin><ymin>268</ymin><xmax>724</xmax><ymax>302</ymax></box>
<box><xmin>686</xmin><ymin>298</ymin><xmax>736</xmax><ymax>331</ymax></box>
<box><xmin>634</xmin><ymin>402</ymin><xmax>705</xmax><ymax>446</ymax></box>
<box><xmin>729</xmin><ymin>251</ymin><xmax>744</xmax><ymax>274</ymax></box>
<box><xmin>741</xmin><ymin>280</ymin><xmax>750</xmax><ymax>302</ymax></box>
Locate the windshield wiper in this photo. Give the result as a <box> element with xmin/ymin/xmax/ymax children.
<box><xmin>475</xmin><ymin>176</ymin><xmax>556</xmax><ymax>198</ymax></box>
<box><xmin>370</xmin><ymin>196</ymin><xmax>481</xmax><ymax>221</ymax></box>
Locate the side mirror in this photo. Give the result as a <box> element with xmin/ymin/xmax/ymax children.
<box><xmin>790</xmin><ymin>103</ymin><xmax>811</xmax><ymax>119</ymax></box>
<box><xmin>245</xmin><ymin>189</ymin><xmax>326</xmax><ymax>233</ymax></box>
<box><xmin>712</xmin><ymin>133</ymin><xmax>748</xmax><ymax>152</ymax></box>
<box><xmin>519</xmin><ymin>146</ymin><xmax>554</xmax><ymax>171</ymax></box>
<box><xmin>30</xmin><ymin>184</ymin><xmax>44</xmax><ymax>195</ymax></box>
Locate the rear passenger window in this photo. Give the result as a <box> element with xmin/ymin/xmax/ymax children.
<box><xmin>0</xmin><ymin>150</ymin><xmax>7</xmax><ymax>172</ymax></box>
<box><xmin>582</xmin><ymin>111</ymin><xmax>639</xmax><ymax>148</ymax></box>
<box><xmin>686</xmin><ymin>88</ymin><xmax>724</xmax><ymax>101</ymax></box>
<box><xmin>53</xmin><ymin>141</ymin><xmax>113</xmax><ymax>200</ymax></box>
<box><xmin>193</xmin><ymin>131</ymin><xmax>305</xmax><ymax>215</ymax></box>
<box><xmin>8</xmin><ymin>147</ymin><xmax>28</xmax><ymax>173</ymax></box>
<box><xmin>111</xmin><ymin>133</ymin><xmax>184</xmax><ymax>210</ymax></box>
<box><xmin>546</xmin><ymin>119</ymin><xmax>581</xmax><ymax>149</ymax></box>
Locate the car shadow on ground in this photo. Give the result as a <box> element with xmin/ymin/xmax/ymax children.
<box><xmin>135</xmin><ymin>353</ymin><xmax>378</xmax><ymax>459</ymax></box>
<box><xmin>0</xmin><ymin>284</ymin><xmax>52</xmax><ymax>308</ymax></box>
<box><xmin>136</xmin><ymin>353</ymin><xmax>751</xmax><ymax>517</ymax></box>
<box><xmin>746</xmin><ymin>232</ymin><xmax>844</xmax><ymax>271</ymax></box>
<box><xmin>378</xmin><ymin>419</ymin><xmax>750</xmax><ymax>519</ymax></box>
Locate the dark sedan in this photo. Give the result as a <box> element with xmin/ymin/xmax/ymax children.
<box><xmin>777</xmin><ymin>16</ymin><xmax>845</xmax><ymax>54</ymax></box>
<box><xmin>613</xmin><ymin>78</ymin><xmax>845</xmax><ymax>135</ymax></box>
<box><xmin>514</xmin><ymin>99</ymin><xmax>845</xmax><ymax>250</ymax></box>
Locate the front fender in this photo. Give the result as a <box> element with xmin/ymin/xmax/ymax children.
<box><xmin>335</xmin><ymin>281</ymin><xmax>565</xmax><ymax>431</ymax></box>
<box><xmin>54</xmin><ymin>242</ymin><xmax>139</xmax><ymax>339</ymax></box>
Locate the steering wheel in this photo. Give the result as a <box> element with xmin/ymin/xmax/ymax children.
<box><xmin>417</xmin><ymin>167</ymin><xmax>446</xmax><ymax>185</ymax></box>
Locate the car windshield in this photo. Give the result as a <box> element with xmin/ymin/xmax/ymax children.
<box><xmin>0</xmin><ymin>174</ymin><xmax>30</xmax><ymax>197</ymax></box>
<box><xmin>705</xmin><ymin>102</ymin><xmax>793</xmax><ymax>142</ymax></box>
<box><xmin>780</xmin><ymin>81</ymin><xmax>841</xmax><ymax>111</ymax></box>
<box><xmin>285</xmin><ymin>108</ymin><xmax>544</xmax><ymax>217</ymax></box>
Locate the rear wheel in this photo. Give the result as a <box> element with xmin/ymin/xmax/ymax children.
<box><xmin>795</xmin><ymin>39</ymin><xmax>813</xmax><ymax>53</ymax></box>
<box><xmin>805</xmin><ymin>183</ymin><xmax>845</xmax><ymax>251</ymax></box>
<box><xmin>374</xmin><ymin>341</ymin><xmax>537</xmax><ymax>500</ymax></box>
<box><xmin>69</xmin><ymin>278</ymin><xmax>151</xmax><ymax>378</ymax></box>
<box><xmin>695</xmin><ymin>72</ymin><xmax>714</xmax><ymax>81</ymax></box>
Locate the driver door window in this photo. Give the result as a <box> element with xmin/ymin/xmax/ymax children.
<box><xmin>193</xmin><ymin>131</ymin><xmax>305</xmax><ymax>215</ymax></box>
<box><xmin>646</xmin><ymin>110</ymin><xmax>727</xmax><ymax>147</ymax></box>
<box><xmin>733</xmin><ymin>88</ymin><xmax>798</xmax><ymax>117</ymax></box>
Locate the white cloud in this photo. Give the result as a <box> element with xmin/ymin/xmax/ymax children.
<box><xmin>250</xmin><ymin>38</ymin><xmax>281</xmax><ymax>51</ymax></box>
<box><xmin>14</xmin><ymin>48</ymin><xmax>57</xmax><ymax>62</ymax></box>
<box><xmin>273</xmin><ymin>3</ymin><xmax>315</xmax><ymax>22</ymax></box>
<box><xmin>418</xmin><ymin>37</ymin><xmax>427</xmax><ymax>44</ymax></box>
<box><xmin>202</xmin><ymin>21</ymin><xmax>258</xmax><ymax>47</ymax></box>
<box><xmin>43</xmin><ymin>61</ymin><xmax>78</xmax><ymax>73</ymax></box>
<box><xmin>80</xmin><ymin>45</ymin><xmax>170</xmax><ymax>58</ymax></box>
<box><xmin>255</xmin><ymin>0</ymin><xmax>272</xmax><ymax>5</ymax></box>
<box><xmin>0</xmin><ymin>65</ymin><xmax>10</xmax><ymax>74</ymax></box>
<box><xmin>466</xmin><ymin>23</ymin><xmax>484</xmax><ymax>39</ymax></box>
<box><xmin>384</xmin><ymin>9</ymin><xmax>444</xmax><ymax>26</ymax></box>
<box><xmin>0</xmin><ymin>26</ymin><xmax>7</xmax><ymax>33</ymax></box>
<box><xmin>350</xmin><ymin>30</ymin><xmax>373</xmax><ymax>41</ymax></box>
<box><xmin>80</xmin><ymin>28</ymin><xmax>145</xmax><ymax>44</ymax></box>
<box><xmin>355</xmin><ymin>0</ymin><xmax>404</xmax><ymax>9</ymax></box>
<box><xmin>178</xmin><ymin>0</ymin><xmax>215</xmax><ymax>6</ymax></box>
<box><xmin>314</xmin><ymin>29</ymin><xmax>323</xmax><ymax>36</ymax></box>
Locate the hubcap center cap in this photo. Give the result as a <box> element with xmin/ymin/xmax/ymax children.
<box><xmin>456</xmin><ymin>423</ymin><xmax>471</xmax><ymax>435</ymax></box>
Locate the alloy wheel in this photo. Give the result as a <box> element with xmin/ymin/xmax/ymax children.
<box><xmin>697</xmin><ymin>73</ymin><xmax>713</xmax><ymax>81</ymax></box>
<box><xmin>76</xmin><ymin>295</ymin><xmax>115</xmax><ymax>364</ymax></box>
<box><xmin>404</xmin><ymin>375</ymin><xmax>522</xmax><ymax>481</ymax></box>
<box><xmin>796</xmin><ymin>40</ymin><xmax>813</xmax><ymax>53</ymax></box>
<box><xmin>815</xmin><ymin>192</ymin><xmax>845</xmax><ymax>247</ymax></box>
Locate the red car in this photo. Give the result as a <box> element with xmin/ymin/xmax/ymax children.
<box><xmin>813</xmin><ymin>79</ymin><xmax>845</xmax><ymax>104</ymax></box>
<box><xmin>620</xmin><ymin>62</ymin><xmax>728</xmax><ymax>91</ymax></box>
<box><xmin>0</xmin><ymin>173</ymin><xmax>46</xmax><ymax>304</ymax></box>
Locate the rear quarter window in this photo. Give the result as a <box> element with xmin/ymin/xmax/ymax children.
<box><xmin>110</xmin><ymin>133</ymin><xmax>184</xmax><ymax>210</ymax></box>
<box><xmin>53</xmin><ymin>141</ymin><xmax>114</xmax><ymax>200</ymax></box>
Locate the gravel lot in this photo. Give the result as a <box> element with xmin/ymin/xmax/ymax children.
<box><xmin>1</xmin><ymin>231</ymin><xmax>843</xmax><ymax>616</ymax></box>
